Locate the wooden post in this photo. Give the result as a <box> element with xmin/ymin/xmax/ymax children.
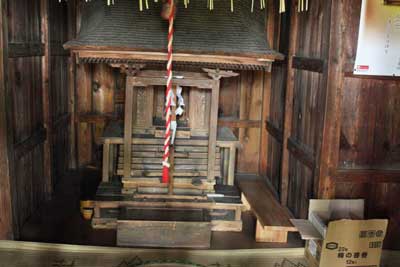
<box><xmin>227</xmin><ymin>144</ymin><xmax>236</xmax><ymax>186</ymax></box>
<box><xmin>123</xmin><ymin>76</ymin><xmax>134</xmax><ymax>180</ymax></box>
<box><xmin>207</xmin><ymin>79</ymin><xmax>220</xmax><ymax>182</ymax></box>
<box><xmin>0</xmin><ymin>0</ymin><xmax>17</xmax><ymax>239</ymax></box>
<box><xmin>102</xmin><ymin>139</ymin><xmax>111</xmax><ymax>182</ymax></box>
<box><xmin>317</xmin><ymin>0</ymin><xmax>344</xmax><ymax>199</ymax></box>
<box><xmin>280</xmin><ymin>0</ymin><xmax>299</xmax><ymax>206</ymax></box>
<box><xmin>67</xmin><ymin>0</ymin><xmax>78</xmax><ymax>169</ymax></box>
<box><xmin>41</xmin><ymin>0</ymin><xmax>53</xmax><ymax>198</ymax></box>
<box><xmin>259</xmin><ymin>0</ymin><xmax>278</xmax><ymax>178</ymax></box>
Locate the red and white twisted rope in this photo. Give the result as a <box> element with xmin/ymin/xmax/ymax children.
<box><xmin>162</xmin><ymin>0</ymin><xmax>175</xmax><ymax>183</ymax></box>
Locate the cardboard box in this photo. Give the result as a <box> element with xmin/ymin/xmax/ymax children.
<box><xmin>291</xmin><ymin>199</ymin><xmax>388</xmax><ymax>267</ymax></box>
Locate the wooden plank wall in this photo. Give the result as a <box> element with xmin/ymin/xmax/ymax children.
<box><xmin>332</xmin><ymin>0</ymin><xmax>400</xmax><ymax>249</ymax></box>
<box><xmin>269</xmin><ymin>0</ymin><xmax>332</xmax><ymax>219</ymax></box>
<box><xmin>267</xmin><ymin>0</ymin><xmax>400</xmax><ymax>249</ymax></box>
<box><xmin>6</xmin><ymin>0</ymin><xmax>48</xmax><ymax>236</ymax></box>
<box><xmin>0</xmin><ymin>0</ymin><xmax>71</xmax><ymax>238</ymax></box>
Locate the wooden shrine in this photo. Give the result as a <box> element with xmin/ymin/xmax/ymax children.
<box><xmin>63</xmin><ymin>0</ymin><xmax>282</xmax><ymax>247</ymax></box>
<box><xmin>92</xmin><ymin>66</ymin><xmax>245</xmax><ymax>248</ymax></box>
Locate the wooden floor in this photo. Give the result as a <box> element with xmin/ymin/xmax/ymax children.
<box><xmin>19</xmin><ymin>168</ymin><xmax>304</xmax><ymax>249</ymax></box>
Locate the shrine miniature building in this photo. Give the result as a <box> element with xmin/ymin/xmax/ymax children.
<box><xmin>64</xmin><ymin>0</ymin><xmax>282</xmax><ymax>247</ymax></box>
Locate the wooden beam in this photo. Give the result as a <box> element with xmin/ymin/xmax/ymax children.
<box><xmin>14</xmin><ymin>128</ymin><xmax>47</xmax><ymax>160</ymax></box>
<box><xmin>8</xmin><ymin>43</ymin><xmax>45</xmax><ymax>58</ymax></box>
<box><xmin>280</xmin><ymin>0</ymin><xmax>299</xmax><ymax>206</ymax></box>
<box><xmin>265</xmin><ymin>120</ymin><xmax>283</xmax><ymax>143</ymax></box>
<box><xmin>76</xmin><ymin>113</ymin><xmax>121</xmax><ymax>124</ymax></box>
<box><xmin>287</xmin><ymin>138</ymin><xmax>315</xmax><ymax>169</ymax></box>
<box><xmin>333</xmin><ymin>169</ymin><xmax>400</xmax><ymax>184</ymax></box>
<box><xmin>41</xmin><ymin>0</ymin><xmax>52</xmax><ymax>199</ymax></box>
<box><xmin>292</xmin><ymin>56</ymin><xmax>325</xmax><ymax>73</ymax></box>
<box><xmin>68</xmin><ymin>49</ymin><xmax>280</xmax><ymax>68</ymax></box>
<box><xmin>218</xmin><ymin>119</ymin><xmax>261</xmax><ymax>128</ymax></box>
<box><xmin>0</xmin><ymin>0</ymin><xmax>16</xmax><ymax>240</ymax></box>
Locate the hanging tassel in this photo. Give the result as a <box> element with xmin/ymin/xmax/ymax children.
<box><xmin>231</xmin><ymin>0</ymin><xmax>234</xmax><ymax>12</ymax></box>
<box><xmin>251</xmin><ymin>0</ymin><xmax>254</xmax><ymax>12</ymax></box>
<box><xmin>139</xmin><ymin>0</ymin><xmax>143</xmax><ymax>11</ymax></box>
<box><xmin>209</xmin><ymin>0</ymin><xmax>214</xmax><ymax>11</ymax></box>
<box><xmin>298</xmin><ymin>0</ymin><xmax>309</xmax><ymax>13</ymax></box>
<box><xmin>279</xmin><ymin>0</ymin><xmax>285</xmax><ymax>13</ymax></box>
<box><xmin>145</xmin><ymin>0</ymin><xmax>149</xmax><ymax>9</ymax></box>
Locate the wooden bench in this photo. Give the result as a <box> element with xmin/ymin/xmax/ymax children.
<box><xmin>239</xmin><ymin>179</ymin><xmax>297</xmax><ymax>243</ymax></box>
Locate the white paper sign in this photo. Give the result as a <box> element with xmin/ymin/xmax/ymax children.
<box><xmin>354</xmin><ymin>0</ymin><xmax>400</xmax><ymax>76</ymax></box>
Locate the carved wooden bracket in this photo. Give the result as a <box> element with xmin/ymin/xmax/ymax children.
<box><xmin>202</xmin><ymin>68</ymin><xmax>239</xmax><ymax>80</ymax></box>
<box><xmin>109</xmin><ymin>63</ymin><xmax>146</xmax><ymax>76</ymax></box>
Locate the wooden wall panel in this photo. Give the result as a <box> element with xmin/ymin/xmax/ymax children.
<box><xmin>332</xmin><ymin>0</ymin><xmax>400</xmax><ymax>249</ymax></box>
<box><xmin>76</xmin><ymin>64</ymin><xmax>93</xmax><ymax>166</ymax></box>
<box><xmin>237</xmin><ymin>71</ymin><xmax>264</xmax><ymax>173</ymax></box>
<box><xmin>287</xmin><ymin>154</ymin><xmax>314</xmax><ymax>218</ymax></box>
<box><xmin>266</xmin><ymin>136</ymin><xmax>283</xmax><ymax>193</ymax></box>
<box><xmin>0</xmin><ymin>0</ymin><xmax>71</xmax><ymax>236</ymax></box>
<box><xmin>219</xmin><ymin>76</ymin><xmax>240</xmax><ymax>119</ymax></box>
<box><xmin>281</xmin><ymin>0</ymin><xmax>331</xmax><ymax>217</ymax></box>
<box><xmin>340</xmin><ymin>78</ymin><xmax>400</xmax><ymax>169</ymax></box>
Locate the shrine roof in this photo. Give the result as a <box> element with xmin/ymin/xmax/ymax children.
<box><xmin>64</xmin><ymin>0</ymin><xmax>283</xmax><ymax>70</ymax></box>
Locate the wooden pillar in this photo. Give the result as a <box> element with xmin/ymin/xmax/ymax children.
<box><xmin>0</xmin><ymin>0</ymin><xmax>16</xmax><ymax>239</ymax></box>
<box><xmin>227</xmin><ymin>144</ymin><xmax>237</xmax><ymax>185</ymax></box>
<box><xmin>259</xmin><ymin>0</ymin><xmax>278</xmax><ymax>178</ymax></box>
<box><xmin>280</xmin><ymin>0</ymin><xmax>299</xmax><ymax>206</ymax></box>
<box><xmin>102</xmin><ymin>139</ymin><xmax>111</xmax><ymax>182</ymax></box>
<box><xmin>123</xmin><ymin>76</ymin><xmax>134</xmax><ymax>180</ymax></box>
<box><xmin>41</xmin><ymin>0</ymin><xmax>53</xmax><ymax>198</ymax></box>
<box><xmin>207</xmin><ymin>79</ymin><xmax>220</xmax><ymax>182</ymax></box>
<box><xmin>67</xmin><ymin>0</ymin><xmax>78</xmax><ymax>169</ymax></box>
<box><xmin>317</xmin><ymin>0</ymin><xmax>344</xmax><ymax>199</ymax></box>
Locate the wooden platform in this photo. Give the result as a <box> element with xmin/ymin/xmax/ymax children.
<box><xmin>116</xmin><ymin>208</ymin><xmax>212</xmax><ymax>248</ymax></box>
<box><xmin>239</xmin><ymin>180</ymin><xmax>298</xmax><ymax>243</ymax></box>
<box><xmin>91</xmin><ymin>182</ymin><xmax>244</xmax><ymax>233</ymax></box>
